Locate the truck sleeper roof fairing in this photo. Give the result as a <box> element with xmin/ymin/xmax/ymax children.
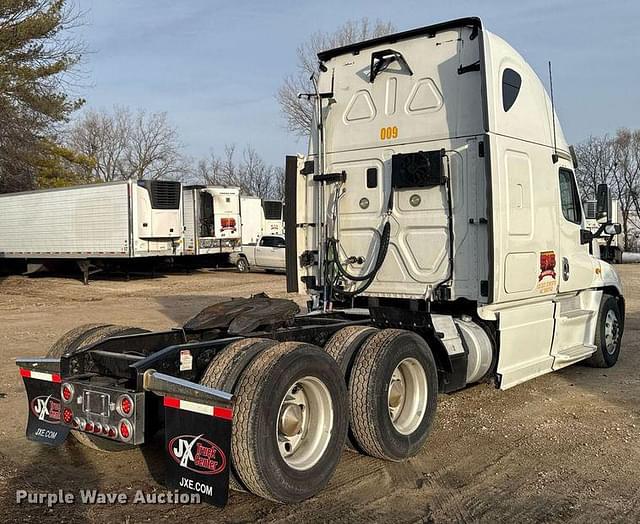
<box><xmin>316</xmin><ymin>16</ymin><xmax>570</xmax><ymax>157</ymax></box>
<box><xmin>317</xmin><ymin>17</ymin><xmax>482</xmax><ymax>61</ymax></box>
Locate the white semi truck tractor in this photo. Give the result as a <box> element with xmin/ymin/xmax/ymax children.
<box><xmin>16</xmin><ymin>18</ymin><xmax>624</xmax><ymax>507</ymax></box>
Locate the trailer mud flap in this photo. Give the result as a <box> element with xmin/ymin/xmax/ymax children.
<box><xmin>16</xmin><ymin>360</ymin><xmax>70</xmax><ymax>446</ymax></box>
<box><xmin>143</xmin><ymin>370</ymin><xmax>233</xmax><ymax>507</ymax></box>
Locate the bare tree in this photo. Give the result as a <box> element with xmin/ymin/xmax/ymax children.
<box><xmin>575</xmin><ymin>130</ymin><xmax>640</xmax><ymax>250</ymax></box>
<box><xmin>127</xmin><ymin>110</ymin><xmax>187</xmax><ymax>180</ymax></box>
<box><xmin>193</xmin><ymin>145</ymin><xmax>284</xmax><ymax>200</ymax></box>
<box><xmin>575</xmin><ymin>135</ymin><xmax>617</xmax><ymax>199</ymax></box>
<box><xmin>67</xmin><ymin>107</ymin><xmax>129</xmax><ymax>181</ymax></box>
<box><xmin>277</xmin><ymin>18</ymin><xmax>395</xmax><ymax>137</ymax></box>
<box><xmin>68</xmin><ymin>107</ymin><xmax>188</xmax><ymax>181</ymax></box>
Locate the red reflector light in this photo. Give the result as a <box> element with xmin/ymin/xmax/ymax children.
<box><xmin>102</xmin><ymin>425</ymin><xmax>110</xmax><ymax>435</ymax></box>
<box><xmin>119</xmin><ymin>420</ymin><xmax>132</xmax><ymax>441</ymax></box>
<box><xmin>85</xmin><ymin>421</ymin><xmax>94</xmax><ymax>433</ymax></box>
<box><xmin>61</xmin><ymin>383</ymin><xmax>74</xmax><ymax>402</ymax></box>
<box><xmin>108</xmin><ymin>427</ymin><xmax>117</xmax><ymax>438</ymax></box>
<box><xmin>93</xmin><ymin>423</ymin><xmax>102</xmax><ymax>434</ymax></box>
<box><xmin>117</xmin><ymin>394</ymin><xmax>134</xmax><ymax>417</ymax></box>
<box><xmin>63</xmin><ymin>408</ymin><xmax>73</xmax><ymax>424</ymax></box>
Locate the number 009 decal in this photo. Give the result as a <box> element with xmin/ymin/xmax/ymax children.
<box><xmin>379</xmin><ymin>126</ymin><xmax>399</xmax><ymax>140</ymax></box>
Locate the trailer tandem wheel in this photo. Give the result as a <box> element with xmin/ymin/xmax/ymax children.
<box><xmin>47</xmin><ymin>323</ymin><xmax>150</xmax><ymax>452</ymax></box>
<box><xmin>349</xmin><ymin>329</ymin><xmax>438</xmax><ymax>461</ymax></box>
<box><xmin>199</xmin><ymin>337</ymin><xmax>278</xmax><ymax>491</ymax></box>
<box><xmin>232</xmin><ymin>341</ymin><xmax>349</xmax><ymax>503</ymax></box>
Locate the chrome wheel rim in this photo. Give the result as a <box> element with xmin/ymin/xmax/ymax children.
<box><xmin>388</xmin><ymin>358</ymin><xmax>428</xmax><ymax>435</ymax></box>
<box><xmin>238</xmin><ymin>259</ymin><xmax>247</xmax><ymax>271</ymax></box>
<box><xmin>276</xmin><ymin>376</ymin><xmax>333</xmax><ymax>471</ymax></box>
<box><xmin>604</xmin><ymin>309</ymin><xmax>620</xmax><ymax>355</ymax></box>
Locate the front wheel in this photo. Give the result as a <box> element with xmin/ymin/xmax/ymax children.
<box><xmin>587</xmin><ymin>294</ymin><xmax>624</xmax><ymax>368</ymax></box>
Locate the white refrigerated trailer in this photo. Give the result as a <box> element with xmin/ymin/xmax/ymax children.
<box><xmin>0</xmin><ymin>179</ymin><xmax>182</xmax><ymax>281</ymax></box>
<box><xmin>239</xmin><ymin>196</ymin><xmax>284</xmax><ymax>244</ymax></box>
<box><xmin>182</xmin><ymin>185</ymin><xmax>241</xmax><ymax>256</ymax></box>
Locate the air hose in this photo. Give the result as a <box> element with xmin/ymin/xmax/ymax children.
<box><xmin>325</xmin><ymin>219</ymin><xmax>391</xmax><ymax>300</ymax></box>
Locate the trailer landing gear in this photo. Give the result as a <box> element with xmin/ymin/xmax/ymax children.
<box><xmin>77</xmin><ymin>260</ymin><xmax>101</xmax><ymax>285</ymax></box>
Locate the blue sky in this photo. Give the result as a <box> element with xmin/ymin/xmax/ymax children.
<box><xmin>73</xmin><ymin>0</ymin><xmax>640</xmax><ymax>166</ymax></box>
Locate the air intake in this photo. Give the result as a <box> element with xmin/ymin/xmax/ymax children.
<box><xmin>138</xmin><ymin>180</ymin><xmax>181</xmax><ymax>209</ymax></box>
<box><xmin>263</xmin><ymin>200</ymin><xmax>283</xmax><ymax>220</ymax></box>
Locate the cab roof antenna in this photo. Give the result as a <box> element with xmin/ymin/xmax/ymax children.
<box><xmin>549</xmin><ymin>60</ymin><xmax>559</xmax><ymax>164</ymax></box>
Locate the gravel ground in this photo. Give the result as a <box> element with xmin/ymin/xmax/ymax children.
<box><xmin>0</xmin><ymin>266</ymin><xmax>639</xmax><ymax>523</ymax></box>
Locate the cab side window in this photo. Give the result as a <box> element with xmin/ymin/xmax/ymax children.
<box><xmin>558</xmin><ymin>168</ymin><xmax>582</xmax><ymax>224</ymax></box>
<box><xmin>259</xmin><ymin>237</ymin><xmax>273</xmax><ymax>247</ymax></box>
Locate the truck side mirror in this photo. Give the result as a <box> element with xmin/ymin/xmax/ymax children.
<box><xmin>580</xmin><ymin>229</ymin><xmax>593</xmax><ymax>245</ymax></box>
<box><xmin>596</xmin><ymin>183</ymin><xmax>612</xmax><ymax>223</ymax></box>
<box><xmin>603</xmin><ymin>223</ymin><xmax>622</xmax><ymax>235</ymax></box>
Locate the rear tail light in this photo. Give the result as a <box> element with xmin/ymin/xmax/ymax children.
<box><xmin>119</xmin><ymin>419</ymin><xmax>133</xmax><ymax>441</ymax></box>
<box><xmin>61</xmin><ymin>383</ymin><xmax>74</xmax><ymax>403</ymax></box>
<box><xmin>221</xmin><ymin>217</ymin><xmax>236</xmax><ymax>229</ymax></box>
<box><xmin>63</xmin><ymin>408</ymin><xmax>73</xmax><ymax>424</ymax></box>
<box><xmin>116</xmin><ymin>394</ymin><xmax>134</xmax><ymax>417</ymax></box>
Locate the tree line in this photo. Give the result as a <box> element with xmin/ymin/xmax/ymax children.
<box><xmin>575</xmin><ymin>129</ymin><xmax>640</xmax><ymax>251</ymax></box>
<box><xmin>0</xmin><ymin>2</ymin><xmax>394</xmax><ymax>199</ymax></box>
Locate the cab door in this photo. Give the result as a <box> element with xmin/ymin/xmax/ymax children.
<box><xmin>255</xmin><ymin>236</ymin><xmax>279</xmax><ymax>267</ymax></box>
<box><xmin>556</xmin><ymin>167</ymin><xmax>594</xmax><ymax>293</ymax></box>
<box><xmin>551</xmin><ymin>166</ymin><xmax>598</xmax><ymax>366</ymax></box>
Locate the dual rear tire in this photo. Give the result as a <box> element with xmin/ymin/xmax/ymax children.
<box><xmin>201</xmin><ymin>338</ymin><xmax>348</xmax><ymax>503</ymax></box>
<box><xmin>325</xmin><ymin>327</ymin><xmax>438</xmax><ymax>461</ymax></box>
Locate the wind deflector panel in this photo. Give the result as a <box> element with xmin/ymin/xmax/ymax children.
<box><xmin>138</xmin><ymin>180</ymin><xmax>181</xmax><ymax>209</ymax></box>
<box><xmin>391</xmin><ymin>151</ymin><xmax>443</xmax><ymax>189</ymax></box>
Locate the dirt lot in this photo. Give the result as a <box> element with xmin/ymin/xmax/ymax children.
<box><xmin>0</xmin><ymin>266</ymin><xmax>639</xmax><ymax>523</ymax></box>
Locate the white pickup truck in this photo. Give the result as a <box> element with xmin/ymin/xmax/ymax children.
<box><xmin>230</xmin><ymin>234</ymin><xmax>286</xmax><ymax>273</ymax></box>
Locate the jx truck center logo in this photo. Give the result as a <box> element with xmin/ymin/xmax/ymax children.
<box><xmin>30</xmin><ymin>395</ymin><xmax>61</xmax><ymax>424</ymax></box>
<box><xmin>168</xmin><ymin>434</ymin><xmax>227</xmax><ymax>475</ymax></box>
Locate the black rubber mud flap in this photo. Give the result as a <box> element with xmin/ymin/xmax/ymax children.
<box><xmin>18</xmin><ymin>361</ymin><xmax>70</xmax><ymax>446</ymax></box>
<box><xmin>144</xmin><ymin>371</ymin><xmax>233</xmax><ymax>507</ymax></box>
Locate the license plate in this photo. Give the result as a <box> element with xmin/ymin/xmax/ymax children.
<box><xmin>83</xmin><ymin>390</ymin><xmax>111</xmax><ymax>416</ymax></box>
